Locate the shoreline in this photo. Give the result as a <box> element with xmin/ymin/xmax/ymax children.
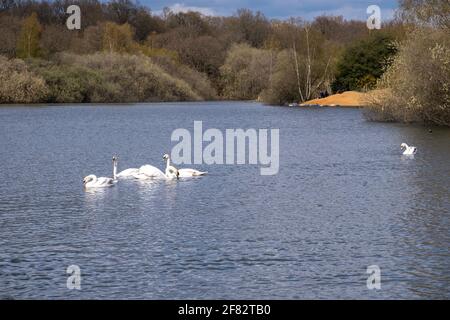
<box><xmin>0</xmin><ymin>100</ymin><xmax>256</xmax><ymax>107</ymax></box>
<box><xmin>0</xmin><ymin>91</ymin><xmax>374</xmax><ymax>107</ymax></box>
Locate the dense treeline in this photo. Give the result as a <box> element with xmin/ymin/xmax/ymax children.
<box><xmin>365</xmin><ymin>0</ymin><xmax>450</xmax><ymax>126</ymax></box>
<box><xmin>0</xmin><ymin>0</ymin><xmax>408</xmax><ymax>105</ymax></box>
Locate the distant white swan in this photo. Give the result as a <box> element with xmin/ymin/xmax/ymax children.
<box><xmin>163</xmin><ymin>154</ymin><xmax>207</xmax><ymax>178</ymax></box>
<box><xmin>83</xmin><ymin>175</ymin><xmax>115</xmax><ymax>188</ymax></box>
<box><xmin>162</xmin><ymin>154</ymin><xmax>179</xmax><ymax>180</ymax></box>
<box><xmin>401</xmin><ymin>143</ymin><xmax>417</xmax><ymax>155</ymax></box>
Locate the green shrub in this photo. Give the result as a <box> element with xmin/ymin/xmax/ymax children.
<box><xmin>220</xmin><ymin>43</ymin><xmax>272</xmax><ymax>100</ymax></box>
<box><xmin>151</xmin><ymin>55</ymin><xmax>217</xmax><ymax>100</ymax></box>
<box><xmin>260</xmin><ymin>50</ymin><xmax>300</xmax><ymax>105</ymax></box>
<box><xmin>331</xmin><ymin>33</ymin><xmax>397</xmax><ymax>92</ymax></box>
<box><xmin>29</xmin><ymin>59</ymin><xmax>108</xmax><ymax>103</ymax></box>
<box><xmin>57</xmin><ymin>53</ymin><xmax>201</xmax><ymax>102</ymax></box>
<box><xmin>364</xmin><ymin>29</ymin><xmax>450</xmax><ymax>126</ymax></box>
<box><xmin>0</xmin><ymin>55</ymin><xmax>48</xmax><ymax>103</ymax></box>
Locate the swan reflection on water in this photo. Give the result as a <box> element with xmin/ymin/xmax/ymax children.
<box><xmin>401</xmin><ymin>154</ymin><xmax>415</xmax><ymax>160</ymax></box>
<box><xmin>82</xmin><ymin>185</ymin><xmax>115</xmax><ymax>211</ymax></box>
<box><xmin>132</xmin><ymin>177</ymin><xmax>179</xmax><ymax>206</ymax></box>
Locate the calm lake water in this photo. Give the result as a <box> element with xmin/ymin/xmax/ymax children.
<box><xmin>0</xmin><ymin>102</ymin><xmax>449</xmax><ymax>299</ymax></box>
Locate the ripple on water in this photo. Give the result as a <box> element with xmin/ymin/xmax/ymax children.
<box><xmin>0</xmin><ymin>103</ymin><xmax>449</xmax><ymax>299</ymax></box>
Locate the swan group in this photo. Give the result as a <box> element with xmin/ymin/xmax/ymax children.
<box><xmin>83</xmin><ymin>154</ymin><xmax>207</xmax><ymax>188</ymax></box>
<box><xmin>83</xmin><ymin>142</ymin><xmax>415</xmax><ymax>188</ymax></box>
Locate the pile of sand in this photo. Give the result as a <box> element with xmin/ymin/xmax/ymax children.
<box><xmin>300</xmin><ymin>91</ymin><xmax>367</xmax><ymax>107</ymax></box>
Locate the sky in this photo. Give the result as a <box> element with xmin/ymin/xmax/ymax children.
<box><xmin>143</xmin><ymin>0</ymin><xmax>399</xmax><ymax>21</ymax></box>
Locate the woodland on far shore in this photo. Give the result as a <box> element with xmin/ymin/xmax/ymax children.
<box><xmin>0</xmin><ymin>0</ymin><xmax>449</xmax><ymax>126</ymax></box>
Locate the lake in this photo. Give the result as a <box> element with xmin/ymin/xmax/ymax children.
<box><xmin>0</xmin><ymin>101</ymin><xmax>449</xmax><ymax>299</ymax></box>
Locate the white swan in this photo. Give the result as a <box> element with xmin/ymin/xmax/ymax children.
<box><xmin>178</xmin><ymin>168</ymin><xmax>208</xmax><ymax>178</ymax></box>
<box><xmin>162</xmin><ymin>154</ymin><xmax>179</xmax><ymax>180</ymax></box>
<box><xmin>113</xmin><ymin>156</ymin><xmax>166</xmax><ymax>180</ymax></box>
<box><xmin>84</xmin><ymin>158</ymin><xmax>117</xmax><ymax>188</ymax></box>
<box><xmin>401</xmin><ymin>143</ymin><xmax>417</xmax><ymax>155</ymax></box>
<box><xmin>163</xmin><ymin>154</ymin><xmax>207</xmax><ymax>178</ymax></box>
<box><xmin>83</xmin><ymin>174</ymin><xmax>115</xmax><ymax>188</ymax></box>
<box><xmin>132</xmin><ymin>164</ymin><xmax>167</xmax><ymax>180</ymax></box>
<box><xmin>113</xmin><ymin>156</ymin><xmax>139</xmax><ymax>179</ymax></box>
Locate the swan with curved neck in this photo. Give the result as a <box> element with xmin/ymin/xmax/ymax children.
<box><xmin>83</xmin><ymin>158</ymin><xmax>116</xmax><ymax>188</ymax></box>
<box><xmin>162</xmin><ymin>154</ymin><xmax>207</xmax><ymax>178</ymax></box>
<box><xmin>83</xmin><ymin>174</ymin><xmax>115</xmax><ymax>188</ymax></box>
<box><xmin>401</xmin><ymin>143</ymin><xmax>417</xmax><ymax>155</ymax></box>
<box><xmin>163</xmin><ymin>154</ymin><xmax>179</xmax><ymax>179</ymax></box>
<box><xmin>113</xmin><ymin>156</ymin><xmax>139</xmax><ymax>179</ymax></box>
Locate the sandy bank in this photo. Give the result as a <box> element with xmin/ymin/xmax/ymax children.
<box><xmin>300</xmin><ymin>91</ymin><xmax>369</xmax><ymax>107</ymax></box>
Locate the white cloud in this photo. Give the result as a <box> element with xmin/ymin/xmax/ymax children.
<box><xmin>149</xmin><ymin>1</ymin><xmax>397</xmax><ymax>21</ymax></box>
<box><xmin>301</xmin><ymin>5</ymin><xmax>396</xmax><ymax>21</ymax></box>
<box><xmin>165</xmin><ymin>3</ymin><xmax>216</xmax><ymax>16</ymax></box>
